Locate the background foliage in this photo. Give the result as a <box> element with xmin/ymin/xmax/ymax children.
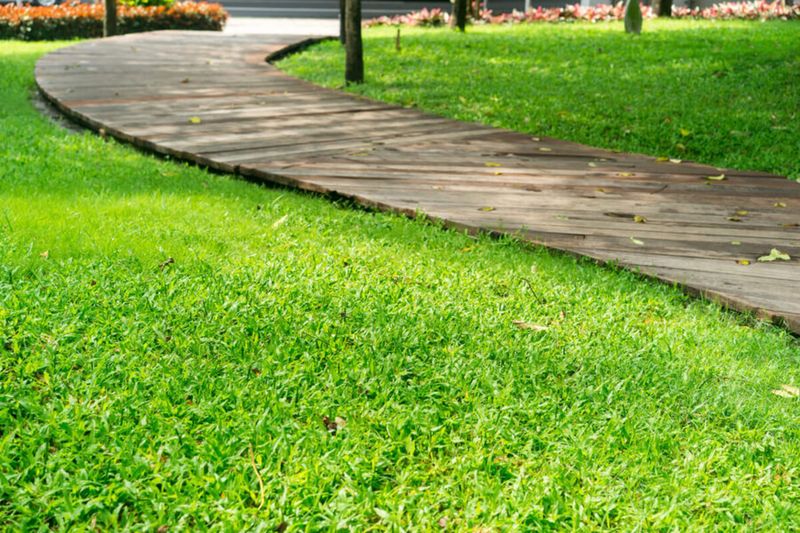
<box><xmin>0</xmin><ymin>1</ymin><xmax>226</xmax><ymax>40</ymax></box>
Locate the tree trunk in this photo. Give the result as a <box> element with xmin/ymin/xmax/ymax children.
<box><xmin>450</xmin><ymin>0</ymin><xmax>467</xmax><ymax>31</ymax></box>
<box><xmin>103</xmin><ymin>0</ymin><xmax>117</xmax><ymax>37</ymax></box>
<box><xmin>339</xmin><ymin>0</ymin><xmax>346</xmax><ymax>44</ymax></box>
<box><xmin>658</xmin><ymin>0</ymin><xmax>672</xmax><ymax>17</ymax></box>
<box><xmin>624</xmin><ymin>0</ymin><xmax>643</xmax><ymax>33</ymax></box>
<box><xmin>345</xmin><ymin>0</ymin><xmax>363</xmax><ymax>84</ymax></box>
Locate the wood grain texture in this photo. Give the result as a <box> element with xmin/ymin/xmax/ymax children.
<box><xmin>35</xmin><ymin>31</ymin><xmax>800</xmax><ymax>333</ymax></box>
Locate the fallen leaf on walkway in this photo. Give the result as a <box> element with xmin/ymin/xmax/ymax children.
<box><xmin>531</xmin><ymin>137</ymin><xmax>541</xmax><ymax>142</ymax></box>
<box><xmin>484</xmin><ymin>162</ymin><xmax>502</xmax><ymax>167</ymax></box>
<box><xmin>656</xmin><ymin>157</ymin><xmax>669</xmax><ymax>162</ymax></box>
<box><xmin>731</xmin><ymin>241</ymin><xmax>741</xmax><ymax>246</ymax></box>
<box><xmin>706</xmin><ymin>174</ymin><xmax>726</xmax><ymax>181</ymax></box>
<box><xmin>669</xmin><ymin>159</ymin><xmax>682</xmax><ymax>164</ymax></box>
<box><xmin>189</xmin><ymin>117</ymin><xmax>202</xmax><ymax>124</ymax></box>
<box><xmin>588</xmin><ymin>162</ymin><xmax>597</xmax><ymax>167</ymax></box>
<box><xmin>478</xmin><ymin>206</ymin><xmax>496</xmax><ymax>212</ymax></box>
<box><xmin>735</xmin><ymin>210</ymin><xmax>749</xmax><ymax>216</ymax></box>
<box><xmin>180</xmin><ymin>78</ymin><xmax>190</xmax><ymax>84</ymax></box>
<box><xmin>774</xmin><ymin>202</ymin><xmax>787</xmax><ymax>208</ymax></box>
<box><xmin>539</xmin><ymin>147</ymin><xmax>552</xmax><ymax>152</ymax></box>
<box><xmin>736</xmin><ymin>259</ymin><xmax>750</xmax><ymax>265</ymax></box>
<box><xmin>633</xmin><ymin>215</ymin><xmax>647</xmax><ymax>224</ymax></box>
<box><xmin>617</xmin><ymin>172</ymin><xmax>634</xmax><ymax>177</ymax></box>
<box><xmin>630</xmin><ymin>237</ymin><xmax>645</xmax><ymax>246</ymax></box>
<box><xmin>493</xmin><ymin>171</ymin><xmax>503</xmax><ymax>176</ymax></box>
<box><xmin>758</xmin><ymin>248</ymin><xmax>791</xmax><ymax>262</ymax></box>
<box><xmin>772</xmin><ymin>385</ymin><xmax>800</xmax><ymax>398</ymax></box>
<box><xmin>513</xmin><ymin>320</ymin><xmax>549</xmax><ymax>332</ymax></box>
<box><xmin>727</xmin><ymin>217</ymin><xmax>742</xmax><ymax>222</ymax></box>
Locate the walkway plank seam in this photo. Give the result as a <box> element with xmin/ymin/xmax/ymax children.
<box><xmin>34</xmin><ymin>31</ymin><xmax>800</xmax><ymax>333</ymax></box>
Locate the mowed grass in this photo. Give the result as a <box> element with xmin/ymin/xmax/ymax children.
<box><xmin>279</xmin><ymin>20</ymin><xmax>800</xmax><ymax>181</ymax></box>
<box><xmin>1</xmin><ymin>38</ymin><xmax>800</xmax><ymax>531</ymax></box>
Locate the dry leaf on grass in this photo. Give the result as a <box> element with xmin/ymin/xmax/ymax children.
<box><xmin>512</xmin><ymin>320</ymin><xmax>549</xmax><ymax>332</ymax></box>
<box><xmin>772</xmin><ymin>385</ymin><xmax>800</xmax><ymax>398</ymax></box>
<box><xmin>271</xmin><ymin>215</ymin><xmax>289</xmax><ymax>229</ymax></box>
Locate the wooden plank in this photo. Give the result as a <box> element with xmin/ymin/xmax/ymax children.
<box><xmin>35</xmin><ymin>30</ymin><xmax>800</xmax><ymax>335</ymax></box>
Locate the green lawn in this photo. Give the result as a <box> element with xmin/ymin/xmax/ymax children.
<box><xmin>1</xmin><ymin>33</ymin><xmax>800</xmax><ymax>530</ymax></box>
<box><xmin>280</xmin><ymin>20</ymin><xmax>800</xmax><ymax>181</ymax></box>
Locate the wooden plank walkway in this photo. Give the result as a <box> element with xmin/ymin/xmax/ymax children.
<box><xmin>35</xmin><ymin>31</ymin><xmax>800</xmax><ymax>333</ymax></box>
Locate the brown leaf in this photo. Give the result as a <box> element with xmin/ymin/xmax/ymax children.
<box><xmin>159</xmin><ymin>257</ymin><xmax>175</xmax><ymax>270</ymax></box>
<box><xmin>322</xmin><ymin>415</ymin><xmax>345</xmax><ymax>435</ymax></box>
<box><xmin>782</xmin><ymin>384</ymin><xmax>800</xmax><ymax>396</ymax></box>
<box><xmin>512</xmin><ymin>320</ymin><xmax>549</xmax><ymax>332</ymax></box>
<box><xmin>772</xmin><ymin>386</ymin><xmax>799</xmax><ymax>399</ymax></box>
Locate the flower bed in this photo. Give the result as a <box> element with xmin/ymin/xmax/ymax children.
<box><xmin>365</xmin><ymin>1</ymin><xmax>799</xmax><ymax>27</ymax></box>
<box><xmin>0</xmin><ymin>1</ymin><xmax>227</xmax><ymax>40</ymax></box>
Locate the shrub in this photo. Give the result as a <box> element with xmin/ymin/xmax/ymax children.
<box><xmin>364</xmin><ymin>0</ymin><xmax>799</xmax><ymax>27</ymax></box>
<box><xmin>0</xmin><ymin>1</ymin><xmax>227</xmax><ymax>40</ymax></box>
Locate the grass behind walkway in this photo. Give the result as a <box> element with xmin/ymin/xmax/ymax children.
<box><xmin>280</xmin><ymin>20</ymin><xmax>800</xmax><ymax>181</ymax></box>
<box><xmin>1</xmin><ymin>40</ymin><xmax>800</xmax><ymax>530</ymax></box>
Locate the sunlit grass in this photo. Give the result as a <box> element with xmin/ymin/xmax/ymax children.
<box><xmin>280</xmin><ymin>19</ymin><xmax>800</xmax><ymax>180</ymax></box>
<box><xmin>1</xmin><ymin>37</ymin><xmax>799</xmax><ymax>530</ymax></box>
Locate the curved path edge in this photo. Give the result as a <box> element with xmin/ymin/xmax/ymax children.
<box><xmin>35</xmin><ymin>31</ymin><xmax>800</xmax><ymax>333</ymax></box>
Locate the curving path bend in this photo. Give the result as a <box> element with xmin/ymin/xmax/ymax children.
<box><xmin>35</xmin><ymin>31</ymin><xmax>800</xmax><ymax>333</ymax></box>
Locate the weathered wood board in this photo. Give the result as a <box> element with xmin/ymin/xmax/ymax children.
<box><xmin>35</xmin><ymin>31</ymin><xmax>800</xmax><ymax>333</ymax></box>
